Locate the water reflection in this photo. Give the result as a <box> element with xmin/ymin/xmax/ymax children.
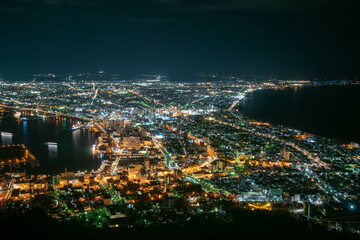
<box><xmin>241</xmin><ymin>85</ymin><xmax>360</xmax><ymax>143</ymax></box>
<box><xmin>23</xmin><ymin>120</ymin><xmax>28</xmax><ymax>132</ymax></box>
<box><xmin>72</xmin><ymin>129</ymin><xmax>80</xmax><ymax>148</ymax></box>
<box><xmin>48</xmin><ymin>144</ymin><xmax>58</xmax><ymax>159</ymax></box>
<box><xmin>0</xmin><ymin>113</ymin><xmax>99</xmax><ymax>174</ymax></box>
<box><xmin>1</xmin><ymin>132</ymin><xmax>13</xmax><ymax>145</ymax></box>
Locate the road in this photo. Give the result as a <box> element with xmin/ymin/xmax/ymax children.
<box><xmin>212</xmin><ymin>111</ymin><xmax>343</xmax><ymax>201</ymax></box>
<box><xmin>0</xmin><ymin>181</ymin><xmax>13</xmax><ymax>204</ymax></box>
<box><xmin>152</xmin><ymin>136</ymin><xmax>175</xmax><ymax>169</ymax></box>
<box><xmin>216</xmin><ymin>111</ymin><xmax>328</xmax><ymax>168</ymax></box>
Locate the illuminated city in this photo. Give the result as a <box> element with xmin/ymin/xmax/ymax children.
<box><xmin>1</xmin><ymin>0</ymin><xmax>360</xmax><ymax>239</ymax></box>
<box><xmin>0</xmin><ymin>74</ymin><xmax>360</xmax><ymax>239</ymax></box>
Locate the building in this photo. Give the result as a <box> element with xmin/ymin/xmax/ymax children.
<box><xmin>127</xmin><ymin>164</ymin><xmax>142</xmax><ymax>180</ymax></box>
<box><xmin>123</xmin><ymin>136</ymin><xmax>141</xmax><ymax>150</ymax></box>
<box><xmin>280</xmin><ymin>148</ymin><xmax>291</xmax><ymax>161</ymax></box>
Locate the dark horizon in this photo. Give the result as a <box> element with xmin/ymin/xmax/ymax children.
<box><xmin>1</xmin><ymin>0</ymin><xmax>360</xmax><ymax>79</ymax></box>
<box><xmin>1</xmin><ymin>72</ymin><xmax>358</xmax><ymax>82</ymax></box>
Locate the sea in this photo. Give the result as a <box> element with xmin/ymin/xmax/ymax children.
<box><xmin>241</xmin><ymin>85</ymin><xmax>360</xmax><ymax>143</ymax></box>
<box><xmin>1</xmin><ymin>85</ymin><xmax>359</xmax><ymax>175</ymax></box>
<box><xmin>0</xmin><ymin>115</ymin><xmax>100</xmax><ymax>175</ymax></box>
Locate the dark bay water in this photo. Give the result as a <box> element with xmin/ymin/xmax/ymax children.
<box><xmin>241</xmin><ymin>85</ymin><xmax>360</xmax><ymax>143</ymax></box>
<box><xmin>0</xmin><ymin>116</ymin><xmax>100</xmax><ymax>174</ymax></box>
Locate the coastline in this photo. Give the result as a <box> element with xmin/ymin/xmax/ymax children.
<box><xmin>237</xmin><ymin>84</ymin><xmax>360</xmax><ymax>145</ymax></box>
<box><xmin>0</xmin><ymin>112</ymin><xmax>98</xmax><ymax>175</ymax></box>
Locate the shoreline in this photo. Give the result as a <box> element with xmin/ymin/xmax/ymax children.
<box><xmin>0</xmin><ymin>113</ymin><xmax>98</xmax><ymax>175</ymax></box>
<box><xmin>236</xmin><ymin>84</ymin><xmax>360</xmax><ymax>145</ymax></box>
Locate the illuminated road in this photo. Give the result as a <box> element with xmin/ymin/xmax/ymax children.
<box><xmin>185</xmin><ymin>176</ymin><xmax>230</xmax><ymax>195</ymax></box>
<box><xmin>88</xmin><ymin>89</ymin><xmax>98</xmax><ymax>110</ymax></box>
<box><xmin>110</xmin><ymin>155</ymin><xmax>121</xmax><ymax>174</ymax></box>
<box><xmin>2</xmin><ymin>105</ymin><xmax>93</xmax><ymax>122</ymax></box>
<box><xmin>216</xmin><ymin>111</ymin><xmax>342</xmax><ymax>201</ymax></box>
<box><xmin>0</xmin><ymin>181</ymin><xmax>13</xmax><ymax>203</ymax></box>
<box><xmin>152</xmin><ymin>136</ymin><xmax>176</xmax><ymax>169</ymax></box>
<box><xmin>212</xmin><ymin>117</ymin><xmax>326</xmax><ymax>167</ymax></box>
<box><xmin>217</xmin><ymin>111</ymin><xmax>328</xmax><ymax>168</ymax></box>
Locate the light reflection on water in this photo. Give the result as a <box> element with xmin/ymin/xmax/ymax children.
<box><xmin>241</xmin><ymin>85</ymin><xmax>360</xmax><ymax>143</ymax></box>
<box><xmin>48</xmin><ymin>144</ymin><xmax>58</xmax><ymax>159</ymax></box>
<box><xmin>1</xmin><ymin>132</ymin><xmax>12</xmax><ymax>145</ymax></box>
<box><xmin>0</xmin><ymin>114</ymin><xmax>100</xmax><ymax>174</ymax></box>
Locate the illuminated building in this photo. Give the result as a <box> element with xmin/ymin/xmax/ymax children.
<box><xmin>280</xmin><ymin>148</ymin><xmax>291</xmax><ymax>161</ymax></box>
<box><xmin>123</xmin><ymin>136</ymin><xmax>141</xmax><ymax>150</ymax></box>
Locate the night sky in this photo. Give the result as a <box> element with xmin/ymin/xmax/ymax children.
<box><xmin>0</xmin><ymin>0</ymin><xmax>359</xmax><ymax>79</ymax></box>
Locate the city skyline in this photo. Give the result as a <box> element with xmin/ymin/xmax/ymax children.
<box><xmin>1</xmin><ymin>1</ymin><xmax>360</xmax><ymax>239</ymax></box>
<box><xmin>1</xmin><ymin>76</ymin><xmax>360</xmax><ymax>239</ymax></box>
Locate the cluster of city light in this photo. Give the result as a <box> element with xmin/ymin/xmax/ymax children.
<box><xmin>0</xmin><ymin>75</ymin><xmax>359</xmax><ymax>232</ymax></box>
<box><xmin>248</xmin><ymin>202</ymin><xmax>272</xmax><ymax>211</ymax></box>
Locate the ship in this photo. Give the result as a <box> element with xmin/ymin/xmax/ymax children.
<box><xmin>72</xmin><ymin>121</ymin><xmax>84</xmax><ymax>130</ymax></box>
<box><xmin>1</xmin><ymin>132</ymin><xmax>13</xmax><ymax>137</ymax></box>
<box><xmin>13</xmin><ymin>111</ymin><xmax>21</xmax><ymax>119</ymax></box>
